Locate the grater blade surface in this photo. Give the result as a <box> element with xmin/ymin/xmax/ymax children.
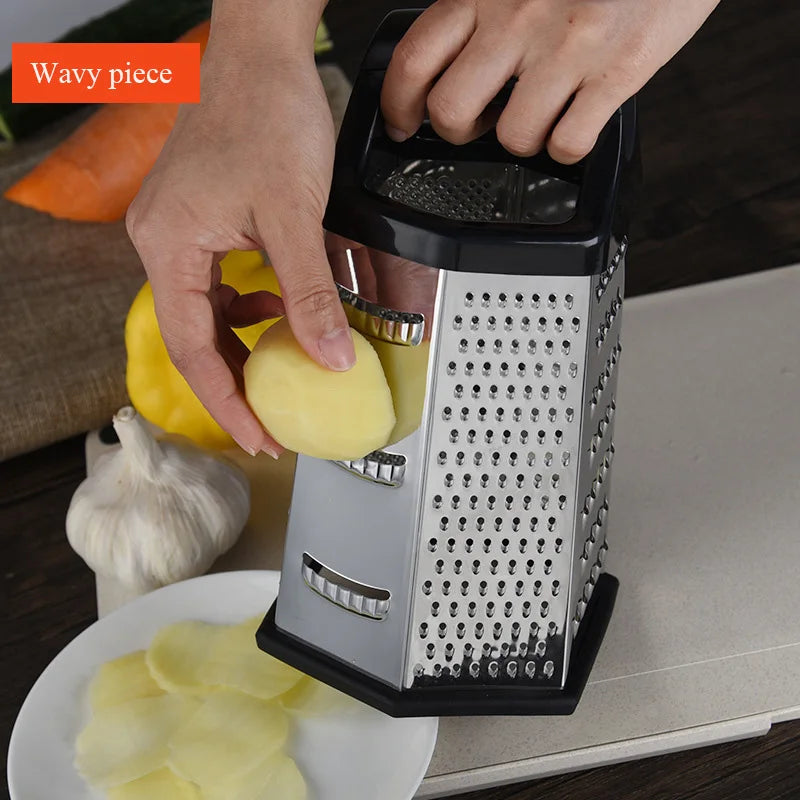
<box><xmin>365</xmin><ymin>158</ymin><xmax>579</xmax><ymax>224</ymax></box>
<box><xmin>405</xmin><ymin>271</ymin><xmax>593</xmax><ymax>689</ymax></box>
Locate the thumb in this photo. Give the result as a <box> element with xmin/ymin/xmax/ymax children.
<box><xmin>260</xmin><ymin>208</ymin><xmax>355</xmax><ymax>371</ymax></box>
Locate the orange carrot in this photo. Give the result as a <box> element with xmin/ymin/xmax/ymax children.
<box><xmin>4</xmin><ymin>20</ymin><xmax>209</xmax><ymax>223</ymax></box>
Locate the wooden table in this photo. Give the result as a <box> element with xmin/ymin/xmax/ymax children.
<box><xmin>2</xmin><ymin>0</ymin><xmax>799</xmax><ymax>798</ymax></box>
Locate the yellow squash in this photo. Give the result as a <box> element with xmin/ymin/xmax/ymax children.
<box><xmin>125</xmin><ymin>250</ymin><xmax>281</xmax><ymax>449</ymax></box>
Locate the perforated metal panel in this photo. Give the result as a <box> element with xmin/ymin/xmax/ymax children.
<box><xmin>404</xmin><ymin>272</ymin><xmax>593</xmax><ymax>689</ymax></box>
<box><xmin>569</xmin><ymin>238</ymin><xmax>627</xmax><ymax>639</ymax></box>
<box><xmin>365</xmin><ymin>159</ymin><xmax>579</xmax><ymax>225</ymax></box>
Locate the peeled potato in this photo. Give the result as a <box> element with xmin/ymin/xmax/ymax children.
<box><xmin>146</xmin><ymin>621</ymin><xmax>223</xmax><ymax>694</ymax></box>
<box><xmin>168</xmin><ymin>691</ymin><xmax>289</xmax><ymax>789</ymax></box>
<box><xmin>89</xmin><ymin>651</ymin><xmax>164</xmax><ymax>711</ymax></box>
<box><xmin>199</xmin><ymin>616</ymin><xmax>304</xmax><ymax>700</ymax></box>
<box><xmin>279</xmin><ymin>675</ymin><xmax>358</xmax><ymax>717</ymax></box>
<box><xmin>203</xmin><ymin>753</ymin><xmax>307</xmax><ymax>800</ymax></box>
<box><xmin>75</xmin><ymin>694</ymin><xmax>200</xmax><ymax>789</ymax></box>
<box><xmin>107</xmin><ymin>767</ymin><xmax>201</xmax><ymax>800</ymax></box>
<box><xmin>244</xmin><ymin>317</ymin><xmax>396</xmax><ymax>460</ymax></box>
<box><xmin>371</xmin><ymin>339</ymin><xmax>431</xmax><ymax>445</ymax></box>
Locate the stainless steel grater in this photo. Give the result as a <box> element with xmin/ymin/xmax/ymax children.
<box><xmin>258</xmin><ymin>9</ymin><xmax>639</xmax><ymax>717</ymax></box>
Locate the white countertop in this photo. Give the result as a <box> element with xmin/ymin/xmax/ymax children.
<box><xmin>93</xmin><ymin>263</ymin><xmax>800</xmax><ymax>797</ymax></box>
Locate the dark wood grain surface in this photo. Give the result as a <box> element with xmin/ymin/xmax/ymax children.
<box><xmin>2</xmin><ymin>0</ymin><xmax>799</xmax><ymax>798</ymax></box>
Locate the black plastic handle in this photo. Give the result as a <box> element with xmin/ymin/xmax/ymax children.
<box><xmin>323</xmin><ymin>10</ymin><xmax>641</xmax><ymax>276</ymax></box>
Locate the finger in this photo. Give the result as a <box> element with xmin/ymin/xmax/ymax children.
<box><xmin>426</xmin><ymin>28</ymin><xmax>520</xmax><ymax>145</ymax></box>
<box><xmin>146</xmin><ymin>250</ymin><xmax>276</xmax><ymax>456</ymax></box>
<box><xmin>261</xmin><ymin>209</ymin><xmax>356</xmax><ymax>372</ymax></box>
<box><xmin>547</xmin><ymin>79</ymin><xmax>627</xmax><ymax>164</ymax></box>
<box><xmin>495</xmin><ymin>64</ymin><xmax>578</xmax><ymax>157</ymax></box>
<box><xmin>210</xmin><ymin>283</ymin><xmax>284</xmax><ymax>456</ymax></box>
<box><xmin>381</xmin><ymin>0</ymin><xmax>476</xmax><ymax>141</ymax></box>
<box><xmin>221</xmin><ymin>290</ymin><xmax>285</xmax><ymax>328</ymax></box>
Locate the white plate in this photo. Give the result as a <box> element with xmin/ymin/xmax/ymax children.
<box><xmin>8</xmin><ymin>570</ymin><xmax>439</xmax><ymax>800</ymax></box>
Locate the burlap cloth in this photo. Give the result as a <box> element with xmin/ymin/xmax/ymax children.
<box><xmin>0</xmin><ymin>64</ymin><xmax>351</xmax><ymax>462</ymax></box>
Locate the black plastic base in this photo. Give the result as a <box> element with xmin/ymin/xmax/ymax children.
<box><xmin>256</xmin><ymin>573</ymin><xmax>618</xmax><ymax>717</ymax></box>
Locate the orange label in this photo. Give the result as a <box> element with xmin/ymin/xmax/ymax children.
<box><xmin>12</xmin><ymin>43</ymin><xmax>200</xmax><ymax>103</ymax></box>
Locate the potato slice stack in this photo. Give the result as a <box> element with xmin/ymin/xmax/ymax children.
<box><xmin>75</xmin><ymin>616</ymin><xmax>355</xmax><ymax>799</ymax></box>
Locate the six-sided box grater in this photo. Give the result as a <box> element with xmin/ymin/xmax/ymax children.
<box><xmin>257</xmin><ymin>10</ymin><xmax>640</xmax><ymax>716</ymax></box>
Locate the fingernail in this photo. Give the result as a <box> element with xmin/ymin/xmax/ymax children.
<box><xmin>385</xmin><ymin>125</ymin><xmax>409</xmax><ymax>142</ymax></box>
<box><xmin>261</xmin><ymin>445</ymin><xmax>281</xmax><ymax>460</ymax></box>
<box><xmin>319</xmin><ymin>328</ymin><xmax>356</xmax><ymax>371</ymax></box>
<box><xmin>233</xmin><ymin>436</ymin><xmax>258</xmax><ymax>457</ymax></box>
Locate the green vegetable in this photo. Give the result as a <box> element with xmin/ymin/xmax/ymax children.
<box><xmin>1</xmin><ymin>6</ymin><xmax>334</xmax><ymax>145</ymax></box>
<box><xmin>0</xmin><ymin>0</ymin><xmax>212</xmax><ymax>143</ymax></box>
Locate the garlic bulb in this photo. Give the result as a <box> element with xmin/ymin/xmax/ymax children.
<box><xmin>66</xmin><ymin>406</ymin><xmax>250</xmax><ymax>591</ymax></box>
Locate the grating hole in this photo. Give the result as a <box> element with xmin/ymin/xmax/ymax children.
<box><xmin>526</xmin><ymin>559</ymin><xmax>535</xmax><ymax>575</ymax></box>
<box><xmin>520</xmin><ymin>537</ymin><xmax>529</xmax><ymax>552</ymax></box>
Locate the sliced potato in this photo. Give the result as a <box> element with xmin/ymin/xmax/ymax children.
<box><xmin>278</xmin><ymin>675</ymin><xmax>358</xmax><ymax>717</ymax></box>
<box><xmin>199</xmin><ymin>616</ymin><xmax>304</xmax><ymax>700</ymax></box>
<box><xmin>107</xmin><ymin>767</ymin><xmax>201</xmax><ymax>800</ymax></box>
<box><xmin>203</xmin><ymin>753</ymin><xmax>307</xmax><ymax>800</ymax></box>
<box><xmin>89</xmin><ymin>650</ymin><xmax>164</xmax><ymax>711</ymax></box>
<box><xmin>244</xmin><ymin>318</ymin><xmax>396</xmax><ymax>461</ymax></box>
<box><xmin>372</xmin><ymin>338</ymin><xmax>430</xmax><ymax>445</ymax></box>
<box><xmin>75</xmin><ymin>694</ymin><xmax>200</xmax><ymax>789</ymax></box>
<box><xmin>146</xmin><ymin>620</ymin><xmax>223</xmax><ymax>694</ymax></box>
<box><xmin>168</xmin><ymin>690</ymin><xmax>289</xmax><ymax>789</ymax></box>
